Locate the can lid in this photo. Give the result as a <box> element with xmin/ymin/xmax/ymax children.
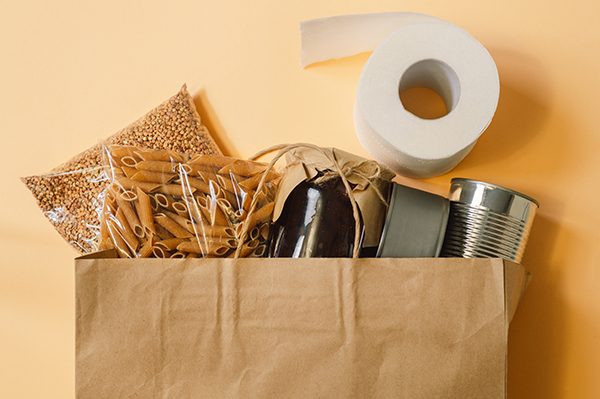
<box><xmin>376</xmin><ymin>183</ymin><xmax>449</xmax><ymax>258</ymax></box>
<box><xmin>450</xmin><ymin>178</ymin><xmax>539</xmax><ymax>207</ymax></box>
<box><xmin>449</xmin><ymin>178</ymin><xmax>539</xmax><ymax>222</ymax></box>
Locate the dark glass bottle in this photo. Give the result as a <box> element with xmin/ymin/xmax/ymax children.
<box><xmin>268</xmin><ymin>173</ymin><xmax>363</xmax><ymax>258</ymax></box>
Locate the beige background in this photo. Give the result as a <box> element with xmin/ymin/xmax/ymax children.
<box><xmin>1</xmin><ymin>1</ymin><xmax>599</xmax><ymax>397</ymax></box>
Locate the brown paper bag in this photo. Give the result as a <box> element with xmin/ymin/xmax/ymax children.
<box><xmin>75</xmin><ymin>251</ymin><xmax>530</xmax><ymax>398</ymax></box>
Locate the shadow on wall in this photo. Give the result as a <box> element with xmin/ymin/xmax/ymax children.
<box><xmin>450</xmin><ymin>47</ymin><xmax>568</xmax><ymax>178</ymax></box>
<box><xmin>509</xmin><ymin>208</ymin><xmax>568</xmax><ymax>399</ymax></box>
<box><xmin>192</xmin><ymin>89</ymin><xmax>238</xmax><ymax>158</ymax></box>
<box><xmin>470</xmin><ymin>48</ymin><xmax>568</xmax><ymax>399</ymax></box>
<box><xmin>457</xmin><ymin>83</ymin><xmax>547</xmax><ymax>168</ymax></box>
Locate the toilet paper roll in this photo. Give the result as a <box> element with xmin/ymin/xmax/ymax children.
<box><xmin>301</xmin><ymin>13</ymin><xmax>500</xmax><ymax>178</ymax></box>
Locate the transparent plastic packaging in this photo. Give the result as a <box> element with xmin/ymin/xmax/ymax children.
<box><xmin>100</xmin><ymin>144</ymin><xmax>280</xmax><ymax>258</ymax></box>
<box><xmin>21</xmin><ymin>84</ymin><xmax>221</xmax><ymax>253</ymax></box>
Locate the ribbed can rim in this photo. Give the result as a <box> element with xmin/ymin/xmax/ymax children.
<box><xmin>441</xmin><ymin>202</ymin><xmax>528</xmax><ymax>262</ymax></box>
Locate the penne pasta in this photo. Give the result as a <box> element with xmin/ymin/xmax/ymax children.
<box><xmin>206</xmin><ymin>236</ymin><xmax>237</xmax><ymax>248</ymax></box>
<box><xmin>239</xmin><ymin>170</ymin><xmax>280</xmax><ymax>190</ymax></box>
<box><xmin>239</xmin><ymin>239</ymin><xmax>259</xmax><ymax>258</ymax></box>
<box><xmin>235</xmin><ymin>191</ymin><xmax>265</xmax><ymax>222</ymax></box>
<box><xmin>157</xmin><ymin>183</ymin><xmax>194</xmax><ymax>197</ymax></box>
<box><xmin>135</xmin><ymin>160</ymin><xmax>179</xmax><ymax>174</ymax></box>
<box><xmin>115</xmin><ymin>193</ymin><xmax>144</xmax><ymax>238</ymax></box>
<box><xmin>121</xmin><ymin>166</ymin><xmax>139</xmax><ymax>179</ymax></box>
<box><xmin>106</xmin><ymin>219</ymin><xmax>133</xmax><ymax>258</ymax></box>
<box><xmin>131</xmin><ymin>170</ymin><xmax>178</xmax><ymax>184</ymax></box>
<box><xmin>177</xmin><ymin>240</ymin><xmax>231</xmax><ymax>256</ymax></box>
<box><xmin>154</xmin><ymin>213</ymin><xmax>193</xmax><ymax>238</ymax></box>
<box><xmin>197</xmin><ymin>170</ymin><xmax>220</xmax><ymax>185</ymax></box>
<box><xmin>160</xmin><ymin>209</ymin><xmax>192</xmax><ymax>232</ymax></box>
<box><xmin>218</xmin><ymin>159</ymin><xmax>267</xmax><ymax>177</ymax></box>
<box><xmin>154</xmin><ymin>193</ymin><xmax>176</xmax><ymax>210</ymax></box>
<box><xmin>216</xmin><ymin>173</ymin><xmax>239</xmax><ymax>193</ymax></box>
<box><xmin>249</xmin><ymin>226</ymin><xmax>260</xmax><ymax>241</ymax></box>
<box><xmin>154</xmin><ymin>223</ymin><xmax>175</xmax><ymax>240</ymax></box>
<box><xmin>105</xmin><ymin>199</ymin><xmax>117</xmax><ymax>216</ymax></box>
<box><xmin>152</xmin><ymin>246</ymin><xmax>169</xmax><ymax>258</ymax></box>
<box><xmin>138</xmin><ymin>236</ymin><xmax>155</xmax><ymax>258</ymax></box>
<box><xmin>185</xmin><ymin>208</ymin><xmax>204</xmax><ymax>229</ymax></box>
<box><xmin>172</xmin><ymin>201</ymin><xmax>188</xmax><ymax>217</ymax></box>
<box><xmin>148</xmin><ymin>194</ymin><xmax>159</xmax><ymax>211</ymax></box>
<box><xmin>195</xmin><ymin>194</ymin><xmax>208</xmax><ymax>208</ymax></box>
<box><xmin>135</xmin><ymin>187</ymin><xmax>156</xmax><ymax>236</ymax></box>
<box><xmin>205</xmin><ymin>200</ymin><xmax>230</xmax><ymax>226</ymax></box>
<box><xmin>188</xmin><ymin>154</ymin><xmax>236</xmax><ymax>168</ymax></box>
<box><xmin>176</xmin><ymin>163</ymin><xmax>193</xmax><ymax>174</ymax></box>
<box><xmin>209</xmin><ymin>179</ymin><xmax>224</xmax><ymax>199</ymax></box>
<box><xmin>196</xmin><ymin>203</ymin><xmax>213</xmax><ymax>225</ymax></box>
<box><xmin>216</xmin><ymin>177</ymin><xmax>243</xmax><ymax>207</ymax></box>
<box><xmin>99</xmin><ymin>195</ymin><xmax>113</xmax><ymax>243</ymax></box>
<box><xmin>107</xmin><ymin>182</ymin><xmax>122</xmax><ymax>199</ymax></box>
<box><xmin>253</xmin><ymin>244</ymin><xmax>266</xmax><ymax>257</ymax></box>
<box><xmin>233</xmin><ymin>208</ymin><xmax>245</xmax><ymax>221</ymax></box>
<box><xmin>216</xmin><ymin>197</ymin><xmax>233</xmax><ymax>213</ymax></box>
<box><xmin>259</xmin><ymin>222</ymin><xmax>270</xmax><ymax>241</ymax></box>
<box><xmin>243</xmin><ymin>190</ymin><xmax>266</xmax><ymax>213</ymax></box>
<box><xmin>238</xmin><ymin>201</ymin><xmax>275</xmax><ymax>237</ymax></box>
<box><xmin>109</xmin><ymin>145</ymin><xmax>139</xmax><ymax>159</ymax></box>
<box><xmin>117</xmin><ymin>177</ymin><xmax>161</xmax><ymax>193</ymax></box>
<box><xmin>185</xmin><ymin>163</ymin><xmax>221</xmax><ymax>176</ymax></box>
<box><xmin>186</xmin><ymin>223</ymin><xmax>236</xmax><ymax>239</ymax></box>
<box><xmin>240</xmin><ymin>189</ymin><xmax>257</xmax><ymax>212</ymax></box>
<box><xmin>120</xmin><ymin>190</ymin><xmax>138</xmax><ymax>201</ymax></box>
<box><xmin>135</xmin><ymin>148</ymin><xmax>183</xmax><ymax>163</ymax></box>
<box><xmin>100</xmin><ymin>145</ymin><xmax>280</xmax><ymax>259</ymax></box>
<box><xmin>114</xmin><ymin>207</ymin><xmax>140</xmax><ymax>251</ymax></box>
<box><xmin>180</xmin><ymin>176</ymin><xmax>212</xmax><ymax>195</ymax></box>
<box><xmin>111</xmin><ymin>167</ymin><xmax>126</xmax><ymax>181</ymax></box>
<box><xmin>213</xmin><ymin>236</ymin><xmax>238</xmax><ymax>248</ymax></box>
<box><xmin>121</xmin><ymin>156</ymin><xmax>139</xmax><ymax>168</ymax></box>
<box><xmin>98</xmin><ymin>237</ymin><xmax>113</xmax><ymax>251</ymax></box>
<box><xmin>155</xmin><ymin>237</ymin><xmax>188</xmax><ymax>251</ymax></box>
<box><xmin>216</xmin><ymin>197</ymin><xmax>240</xmax><ymax>223</ymax></box>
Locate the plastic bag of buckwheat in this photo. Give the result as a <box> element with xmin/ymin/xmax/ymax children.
<box><xmin>21</xmin><ymin>84</ymin><xmax>222</xmax><ymax>253</ymax></box>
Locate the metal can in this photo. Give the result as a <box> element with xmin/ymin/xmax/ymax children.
<box><xmin>376</xmin><ymin>183</ymin><xmax>449</xmax><ymax>258</ymax></box>
<box><xmin>440</xmin><ymin>178</ymin><xmax>539</xmax><ymax>263</ymax></box>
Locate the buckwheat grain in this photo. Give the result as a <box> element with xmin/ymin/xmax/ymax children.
<box><xmin>22</xmin><ymin>84</ymin><xmax>222</xmax><ymax>253</ymax></box>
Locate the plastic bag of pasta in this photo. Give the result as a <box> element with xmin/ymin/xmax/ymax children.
<box><xmin>20</xmin><ymin>84</ymin><xmax>221</xmax><ymax>253</ymax></box>
<box><xmin>99</xmin><ymin>144</ymin><xmax>280</xmax><ymax>258</ymax></box>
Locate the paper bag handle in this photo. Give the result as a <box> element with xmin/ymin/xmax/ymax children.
<box><xmin>235</xmin><ymin>143</ymin><xmax>362</xmax><ymax>259</ymax></box>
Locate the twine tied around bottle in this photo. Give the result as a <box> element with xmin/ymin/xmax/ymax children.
<box><xmin>235</xmin><ymin>143</ymin><xmax>365</xmax><ymax>259</ymax></box>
